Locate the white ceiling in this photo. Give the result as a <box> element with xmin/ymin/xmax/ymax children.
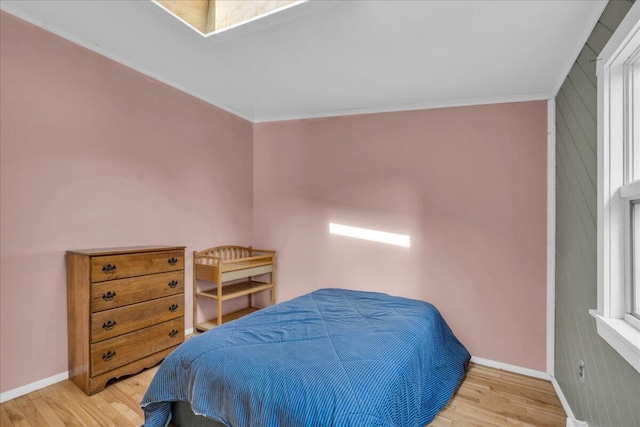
<box><xmin>1</xmin><ymin>0</ymin><xmax>606</xmax><ymax>122</ymax></box>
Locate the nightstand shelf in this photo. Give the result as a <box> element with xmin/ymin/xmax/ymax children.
<box><xmin>196</xmin><ymin>280</ymin><xmax>274</xmax><ymax>301</ymax></box>
<box><xmin>195</xmin><ymin>307</ymin><xmax>261</xmax><ymax>332</ymax></box>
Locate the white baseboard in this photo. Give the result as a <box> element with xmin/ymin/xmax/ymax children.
<box><xmin>0</xmin><ymin>328</ymin><xmax>193</xmax><ymax>403</ymax></box>
<box><xmin>552</xmin><ymin>376</ymin><xmax>588</xmax><ymax>427</ymax></box>
<box><xmin>0</xmin><ymin>371</ymin><xmax>69</xmax><ymax>403</ymax></box>
<box><xmin>471</xmin><ymin>356</ymin><xmax>552</xmax><ymax>380</ymax></box>
<box><xmin>551</xmin><ymin>377</ymin><xmax>576</xmax><ymax>420</ymax></box>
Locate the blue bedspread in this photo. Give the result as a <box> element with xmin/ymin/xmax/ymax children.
<box><xmin>141</xmin><ymin>288</ymin><xmax>470</xmax><ymax>427</ymax></box>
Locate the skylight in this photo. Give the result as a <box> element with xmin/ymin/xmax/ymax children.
<box><xmin>154</xmin><ymin>0</ymin><xmax>302</xmax><ymax>36</ymax></box>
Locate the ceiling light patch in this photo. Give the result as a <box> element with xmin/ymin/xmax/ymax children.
<box><xmin>329</xmin><ymin>223</ymin><xmax>411</xmax><ymax>248</ymax></box>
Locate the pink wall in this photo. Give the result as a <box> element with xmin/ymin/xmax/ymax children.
<box><xmin>0</xmin><ymin>13</ymin><xmax>254</xmax><ymax>393</ymax></box>
<box><xmin>1</xmin><ymin>10</ymin><xmax>548</xmax><ymax>394</ymax></box>
<box><xmin>253</xmin><ymin>102</ymin><xmax>548</xmax><ymax>371</ymax></box>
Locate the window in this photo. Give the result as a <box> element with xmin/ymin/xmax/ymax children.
<box><xmin>592</xmin><ymin>1</ymin><xmax>640</xmax><ymax>373</ymax></box>
<box><xmin>633</xmin><ymin>201</ymin><xmax>640</xmax><ymax>322</ymax></box>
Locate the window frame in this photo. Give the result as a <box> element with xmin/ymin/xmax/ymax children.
<box><xmin>592</xmin><ymin>1</ymin><xmax>640</xmax><ymax>374</ymax></box>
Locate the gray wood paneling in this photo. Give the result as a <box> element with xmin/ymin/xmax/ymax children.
<box><xmin>599</xmin><ymin>2</ymin><xmax>634</xmax><ymax>31</ymax></box>
<box><xmin>576</xmin><ymin>45</ymin><xmax>598</xmax><ymax>87</ymax></box>
<box><xmin>560</xmin><ymin>76</ymin><xmax>598</xmax><ymax>150</ymax></box>
<box><xmin>586</xmin><ymin>22</ymin><xmax>614</xmax><ymax>54</ymax></box>
<box><xmin>555</xmin><ymin>1</ymin><xmax>640</xmax><ymax>427</ymax></box>
<box><xmin>568</xmin><ymin>65</ymin><xmax>597</xmax><ymax>120</ymax></box>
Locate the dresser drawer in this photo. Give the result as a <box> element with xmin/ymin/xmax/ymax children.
<box><xmin>91</xmin><ymin>294</ymin><xmax>184</xmax><ymax>342</ymax></box>
<box><xmin>91</xmin><ymin>271</ymin><xmax>184</xmax><ymax>312</ymax></box>
<box><xmin>91</xmin><ymin>250</ymin><xmax>184</xmax><ymax>282</ymax></box>
<box><xmin>91</xmin><ymin>318</ymin><xmax>184</xmax><ymax>376</ymax></box>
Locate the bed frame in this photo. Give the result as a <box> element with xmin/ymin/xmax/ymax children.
<box><xmin>171</xmin><ymin>401</ymin><xmax>225</xmax><ymax>427</ymax></box>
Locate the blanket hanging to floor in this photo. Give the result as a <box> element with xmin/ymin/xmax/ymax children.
<box><xmin>141</xmin><ymin>288</ymin><xmax>470</xmax><ymax>427</ymax></box>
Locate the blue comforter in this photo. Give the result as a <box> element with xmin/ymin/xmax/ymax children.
<box><xmin>141</xmin><ymin>288</ymin><xmax>470</xmax><ymax>427</ymax></box>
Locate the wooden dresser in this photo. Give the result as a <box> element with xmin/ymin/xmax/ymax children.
<box><xmin>66</xmin><ymin>245</ymin><xmax>185</xmax><ymax>395</ymax></box>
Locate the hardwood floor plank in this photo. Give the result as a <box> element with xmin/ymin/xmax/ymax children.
<box><xmin>36</xmin><ymin>386</ymin><xmax>85</xmax><ymax>427</ymax></box>
<box><xmin>1</xmin><ymin>399</ymin><xmax>31</xmax><ymax>427</ymax></box>
<box><xmin>110</xmin><ymin>400</ymin><xmax>142</xmax><ymax>425</ymax></box>
<box><xmin>59</xmin><ymin>380</ymin><xmax>136</xmax><ymax>427</ymax></box>
<box><xmin>1</xmin><ymin>403</ymin><xmax>14</xmax><ymax>426</ymax></box>
<box><xmin>82</xmin><ymin>394</ymin><xmax>138</xmax><ymax>427</ymax></box>
<box><xmin>113</xmin><ymin>371</ymin><xmax>154</xmax><ymax>405</ymax></box>
<box><xmin>464</xmin><ymin>377</ymin><xmax>561</xmax><ymax>406</ymax></box>
<box><xmin>28</xmin><ymin>394</ymin><xmax>66</xmax><ymax>427</ymax></box>
<box><xmin>456</xmin><ymin>386</ymin><xmax>528</xmax><ymax>416</ymax></box>
<box><xmin>13</xmin><ymin>395</ymin><xmax>47</xmax><ymax>426</ymax></box>
<box><xmin>100</xmin><ymin>384</ymin><xmax>144</xmax><ymax>425</ymax></box>
<box><xmin>428</xmin><ymin>417</ymin><xmax>453</xmax><ymax>427</ymax></box>
<box><xmin>469</xmin><ymin>366</ymin><xmax>557</xmax><ymax>394</ymax></box>
<box><xmin>48</xmin><ymin>382</ymin><xmax>101</xmax><ymax>427</ymax></box>
<box><xmin>1</xmin><ymin>362</ymin><xmax>565</xmax><ymax>427</ymax></box>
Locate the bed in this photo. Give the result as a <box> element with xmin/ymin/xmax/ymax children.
<box><xmin>141</xmin><ymin>288</ymin><xmax>470</xmax><ymax>427</ymax></box>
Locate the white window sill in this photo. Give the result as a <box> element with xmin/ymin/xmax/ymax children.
<box><xmin>590</xmin><ymin>310</ymin><xmax>640</xmax><ymax>373</ymax></box>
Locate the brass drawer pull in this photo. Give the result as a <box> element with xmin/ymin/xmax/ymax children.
<box><xmin>102</xmin><ymin>320</ymin><xmax>117</xmax><ymax>330</ymax></box>
<box><xmin>168</xmin><ymin>280</ymin><xmax>178</xmax><ymax>288</ymax></box>
<box><xmin>168</xmin><ymin>257</ymin><xmax>178</xmax><ymax>266</ymax></box>
<box><xmin>169</xmin><ymin>329</ymin><xmax>179</xmax><ymax>338</ymax></box>
<box><xmin>102</xmin><ymin>264</ymin><xmax>117</xmax><ymax>274</ymax></box>
<box><xmin>102</xmin><ymin>350</ymin><xmax>116</xmax><ymax>361</ymax></box>
<box><xmin>101</xmin><ymin>291</ymin><xmax>117</xmax><ymax>301</ymax></box>
<box><xmin>168</xmin><ymin>304</ymin><xmax>179</xmax><ymax>312</ymax></box>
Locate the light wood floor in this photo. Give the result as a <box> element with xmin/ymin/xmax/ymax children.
<box><xmin>0</xmin><ymin>362</ymin><xmax>565</xmax><ymax>427</ymax></box>
<box><xmin>431</xmin><ymin>363</ymin><xmax>566</xmax><ymax>427</ymax></box>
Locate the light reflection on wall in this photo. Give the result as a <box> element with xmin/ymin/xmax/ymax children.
<box><xmin>329</xmin><ymin>223</ymin><xmax>410</xmax><ymax>248</ymax></box>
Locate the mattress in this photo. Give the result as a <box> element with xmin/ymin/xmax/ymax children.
<box><xmin>141</xmin><ymin>288</ymin><xmax>470</xmax><ymax>427</ymax></box>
